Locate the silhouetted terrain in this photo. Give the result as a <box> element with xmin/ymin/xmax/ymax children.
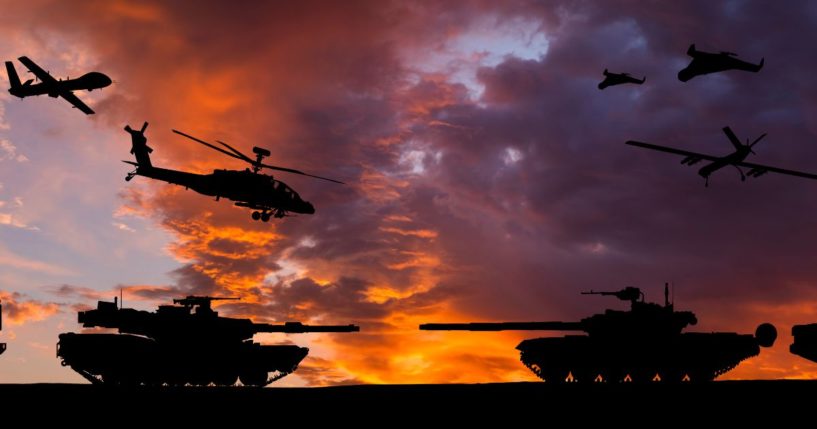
<box><xmin>0</xmin><ymin>381</ymin><xmax>812</xmax><ymax>423</ymax></box>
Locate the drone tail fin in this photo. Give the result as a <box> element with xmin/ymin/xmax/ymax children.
<box><xmin>5</xmin><ymin>61</ymin><xmax>21</xmax><ymax>92</ymax></box>
<box><xmin>687</xmin><ymin>44</ymin><xmax>697</xmax><ymax>57</ymax></box>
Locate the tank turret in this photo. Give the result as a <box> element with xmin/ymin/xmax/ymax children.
<box><xmin>421</xmin><ymin>284</ymin><xmax>776</xmax><ymax>383</ymax></box>
<box><xmin>57</xmin><ymin>296</ymin><xmax>359</xmax><ymax>386</ymax></box>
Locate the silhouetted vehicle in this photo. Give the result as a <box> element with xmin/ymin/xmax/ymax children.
<box><xmin>57</xmin><ymin>296</ymin><xmax>359</xmax><ymax>386</ymax></box>
<box><xmin>1</xmin><ymin>300</ymin><xmax>6</xmax><ymax>356</ymax></box>
<box><xmin>678</xmin><ymin>44</ymin><xmax>764</xmax><ymax>82</ymax></box>
<box><xmin>790</xmin><ymin>323</ymin><xmax>817</xmax><ymax>363</ymax></box>
<box><xmin>597</xmin><ymin>69</ymin><xmax>645</xmax><ymax>89</ymax></box>
<box><xmin>123</xmin><ymin>122</ymin><xmax>343</xmax><ymax>221</ymax></box>
<box><xmin>627</xmin><ymin>126</ymin><xmax>817</xmax><ymax>187</ymax></box>
<box><xmin>5</xmin><ymin>56</ymin><xmax>111</xmax><ymax>114</ymax></box>
<box><xmin>420</xmin><ymin>285</ymin><xmax>776</xmax><ymax>383</ymax></box>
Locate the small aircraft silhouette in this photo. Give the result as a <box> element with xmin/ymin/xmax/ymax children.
<box><xmin>123</xmin><ymin>122</ymin><xmax>343</xmax><ymax>221</ymax></box>
<box><xmin>678</xmin><ymin>44</ymin><xmax>764</xmax><ymax>82</ymax></box>
<box><xmin>626</xmin><ymin>126</ymin><xmax>817</xmax><ymax>187</ymax></box>
<box><xmin>597</xmin><ymin>69</ymin><xmax>646</xmax><ymax>90</ymax></box>
<box><xmin>5</xmin><ymin>56</ymin><xmax>111</xmax><ymax>115</ymax></box>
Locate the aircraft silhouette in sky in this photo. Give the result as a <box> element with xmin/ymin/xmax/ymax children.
<box><xmin>678</xmin><ymin>44</ymin><xmax>764</xmax><ymax>82</ymax></box>
<box><xmin>5</xmin><ymin>56</ymin><xmax>111</xmax><ymax>114</ymax></box>
<box><xmin>626</xmin><ymin>126</ymin><xmax>817</xmax><ymax>186</ymax></box>
<box><xmin>598</xmin><ymin>69</ymin><xmax>646</xmax><ymax>89</ymax></box>
<box><xmin>123</xmin><ymin>122</ymin><xmax>343</xmax><ymax>221</ymax></box>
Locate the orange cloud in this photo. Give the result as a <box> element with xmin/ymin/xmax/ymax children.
<box><xmin>0</xmin><ymin>291</ymin><xmax>60</xmax><ymax>325</ymax></box>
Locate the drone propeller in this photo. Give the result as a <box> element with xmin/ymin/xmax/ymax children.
<box><xmin>748</xmin><ymin>133</ymin><xmax>767</xmax><ymax>155</ymax></box>
<box><xmin>171</xmin><ymin>129</ymin><xmax>345</xmax><ymax>184</ymax></box>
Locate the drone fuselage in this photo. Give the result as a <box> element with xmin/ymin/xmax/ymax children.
<box><xmin>697</xmin><ymin>148</ymin><xmax>751</xmax><ymax>178</ymax></box>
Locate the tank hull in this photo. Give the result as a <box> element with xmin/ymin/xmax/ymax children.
<box><xmin>517</xmin><ymin>332</ymin><xmax>761</xmax><ymax>383</ymax></box>
<box><xmin>57</xmin><ymin>333</ymin><xmax>308</xmax><ymax>386</ymax></box>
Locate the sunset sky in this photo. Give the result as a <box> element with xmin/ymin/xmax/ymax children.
<box><xmin>2</xmin><ymin>0</ymin><xmax>817</xmax><ymax>385</ymax></box>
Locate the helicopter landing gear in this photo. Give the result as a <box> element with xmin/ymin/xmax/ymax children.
<box><xmin>251</xmin><ymin>211</ymin><xmax>272</xmax><ymax>222</ymax></box>
<box><xmin>125</xmin><ymin>170</ymin><xmax>137</xmax><ymax>181</ymax></box>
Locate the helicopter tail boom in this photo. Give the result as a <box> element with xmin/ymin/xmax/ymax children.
<box><xmin>124</xmin><ymin>122</ymin><xmax>152</xmax><ymax>169</ymax></box>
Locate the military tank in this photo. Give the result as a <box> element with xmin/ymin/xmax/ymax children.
<box><xmin>790</xmin><ymin>323</ymin><xmax>817</xmax><ymax>363</ymax></box>
<box><xmin>421</xmin><ymin>285</ymin><xmax>777</xmax><ymax>383</ymax></box>
<box><xmin>57</xmin><ymin>296</ymin><xmax>359</xmax><ymax>386</ymax></box>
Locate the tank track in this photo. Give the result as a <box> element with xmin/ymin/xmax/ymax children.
<box><xmin>519</xmin><ymin>350</ymin><xmax>755</xmax><ymax>383</ymax></box>
<box><xmin>64</xmin><ymin>364</ymin><xmax>294</xmax><ymax>387</ymax></box>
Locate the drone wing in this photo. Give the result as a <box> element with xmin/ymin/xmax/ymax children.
<box><xmin>17</xmin><ymin>56</ymin><xmax>57</xmax><ymax>83</ymax></box>
<box><xmin>18</xmin><ymin>56</ymin><xmax>94</xmax><ymax>114</ymax></box>
<box><xmin>58</xmin><ymin>90</ymin><xmax>94</xmax><ymax>114</ymax></box>
<box><xmin>736</xmin><ymin>161</ymin><xmax>817</xmax><ymax>180</ymax></box>
<box><xmin>727</xmin><ymin>56</ymin><xmax>764</xmax><ymax>72</ymax></box>
<box><xmin>625</xmin><ymin>141</ymin><xmax>720</xmax><ymax>162</ymax></box>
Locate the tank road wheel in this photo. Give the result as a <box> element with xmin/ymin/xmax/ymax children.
<box><xmin>102</xmin><ymin>372</ymin><xmax>138</xmax><ymax>386</ymax></box>
<box><xmin>102</xmin><ymin>372</ymin><xmax>120</xmax><ymax>386</ymax></box>
<box><xmin>191</xmin><ymin>376</ymin><xmax>210</xmax><ymax>387</ymax></box>
<box><xmin>252</xmin><ymin>211</ymin><xmax>261</xmax><ymax>221</ymax></box>
<box><xmin>214</xmin><ymin>374</ymin><xmax>237</xmax><ymax>387</ymax></box>
<box><xmin>542</xmin><ymin>368</ymin><xmax>570</xmax><ymax>383</ymax></box>
<box><xmin>660</xmin><ymin>369</ymin><xmax>684</xmax><ymax>383</ymax></box>
<box><xmin>634</xmin><ymin>369</ymin><xmax>660</xmax><ymax>383</ymax></box>
<box><xmin>240</xmin><ymin>371</ymin><xmax>268</xmax><ymax>387</ymax></box>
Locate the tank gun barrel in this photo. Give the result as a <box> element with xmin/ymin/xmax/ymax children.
<box><xmin>173</xmin><ymin>296</ymin><xmax>240</xmax><ymax>306</ymax></box>
<box><xmin>420</xmin><ymin>321</ymin><xmax>584</xmax><ymax>331</ymax></box>
<box><xmin>255</xmin><ymin>322</ymin><xmax>360</xmax><ymax>333</ymax></box>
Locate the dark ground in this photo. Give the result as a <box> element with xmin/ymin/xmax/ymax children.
<box><xmin>0</xmin><ymin>381</ymin><xmax>812</xmax><ymax>423</ymax></box>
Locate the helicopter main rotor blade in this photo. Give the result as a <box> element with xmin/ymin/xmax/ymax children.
<box><xmin>215</xmin><ymin>140</ymin><xmax>254</xmax><ymax>163</ymax></box>
<box><xmin>172</xmin><ymin>130</ymin><xmax>247</xmax><ymax>162</ymax></box>
<box><xmin>172</xmin><ymin>129</ymin><xmax>345</xmax><ymax>184</ymax></box>
<box><xmin>258</xmin><ymin>162</ymin><xmax>345</xmax><ymax>184</ymax></box>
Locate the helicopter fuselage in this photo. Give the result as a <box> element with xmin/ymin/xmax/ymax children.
<box><xmin>134</xmin><ymin>166</ymin><xmax>315</xmax><ymax>215</ymax></box>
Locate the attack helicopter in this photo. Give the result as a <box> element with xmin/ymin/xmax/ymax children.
<box><xmin>123</xmin><ymin>122</ymin><xmax>343</xmax><ymax>221</ymax></box>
